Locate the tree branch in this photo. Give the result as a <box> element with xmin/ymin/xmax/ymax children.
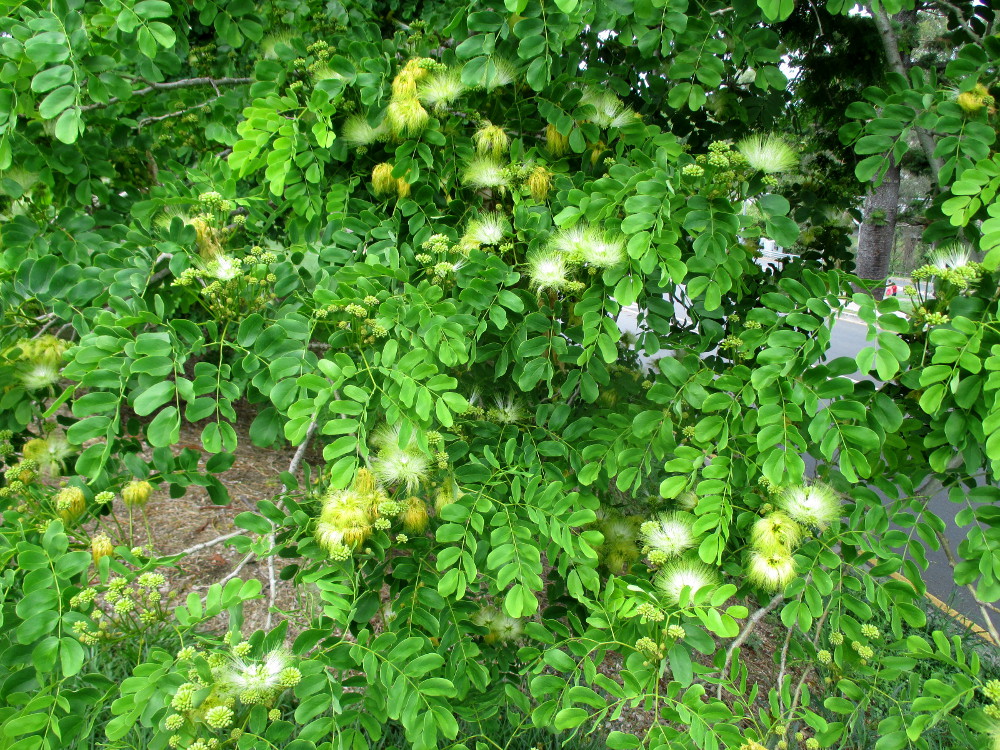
<box><xmin>934</xmin><ymin>528</ymin><xmax>1000</xmax><ymax>643</ymax></box>
<box><xmin>934</xmin><ymin>0</ymin><xmax>984</xmax><ymax>43</ymax></box>
<box><xmin>176</xmin><ymin>530</ymin><xmax>242</xmax><ymax>556</ymax></box>
<box><xmin>716</xmin><ymin>592</ymin><xmax>784</xmax><ymax>699</ymax></box>
<box><xmin>872</xmin><ymin>8</ymin><xmax>945</xmax><ymax>184</ymax></box>
<box><xmin>266</xmin><ymin>416</ymin><xmax>321</xmax><ymax>628</ymax></box>
<box><xmin>80</xmin><ymin>77</ymin><xmax>252</xmax><ymax>112</ymax></box>
<box><xmin>137</xmin><ymin>97</ymin><xmax>221</xmax><ymax>128</ymax></box>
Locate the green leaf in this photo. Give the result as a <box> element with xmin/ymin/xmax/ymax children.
<box><xmin>133</xmin><ymin>381</ymin><xmax>175</xmax><ymax>416</ymax></box>
<box><xmin>38</xmin><ymin>85</ymin><xmax>76</xmax><ymax>119</ymax></box>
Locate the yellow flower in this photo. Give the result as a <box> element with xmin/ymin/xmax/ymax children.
<box><xmin>371</xmin><ymin>163</ymin><xmax>397</xmax><ymax>196</ymax></box>
<box><xmin>545</xmin><ymin>123</ymin><xmax>569</xmax><ymax>156</ymax></box>
<box><xmin>122</xmin><ymin>480</ymin><xmax>153</xmax><ymax>507</ymax></box>
<box><xmin>527</xmin><ymin>166</ymin><xmax>552</xmax><ymax>201</ymax></box>
<box><xmin>91</xmin><ymin>534</ymin><xmax>114</xmax><ymax>563</ymax></box>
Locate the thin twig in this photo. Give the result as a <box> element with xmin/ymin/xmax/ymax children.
<box><xmin>137</xmin><ymin>97</ymin><xmax>221</xmax><ymax>128</ymax></box>
<box><xmin>266</xmin><ymin>417</ymin><xmax>320</xmax><ymax>628</ymax></box>
<box><xmin>176</xmin><ymin>530</ymin><xmax>242</xmax><ymax>556</ymax></box>
<box><xmin>219</xmin><ymin>551</ymin><xmax>255</xmax><ymax>585</ymax></box>
<box><xmin>872</xmin><ymin>9</ymin><xmax>944</xmax><ymax>184</ymax></box>
<box><xmin>776</xmin><ymin>621</ymin><xmax>794</xmax><ymax>690</ymax></box>
<box><xmin>787</xmin><ymin>603</ymin><xmax>834</xmax><ymax>722</ymax></box>
<box><xmin>80</xmin><ymin>76</ymin><xmax>252</xmax><ymax>112</ymax></box>
<box><xmin>716</xmin><ymin>592</ymin><xmax>784</xmax><ymax>699</ymax></box>
<box><xmin>288</xmin><ymin>419</ymin><xmax>320</xmax><ymax>477</ymax></box>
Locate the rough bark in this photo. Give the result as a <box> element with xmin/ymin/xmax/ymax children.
<box><xmin>872</xmin><ymin>8</ymin><xmax>945</xmax><ymax>182</ymax></box>
<box><xmin>856</xmin><ymin>159</ymin><xmax>901</xmax><ymax>300</ymax></box>
<box><xmin>899</xmin><ymin>226</ymin><xmax>919</xmax><ymax>274</ymax></box>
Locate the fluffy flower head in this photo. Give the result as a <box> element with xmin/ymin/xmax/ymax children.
<box><xmin>341</xmin><ymin>115</ymin><xmax>386</xmax><ymax>149</ymax></box>
<box><xmin>417</xmin><ymin>69</ymin><xmax>465</xmax><ymax>110</ymax></box>
<box><xmin>462</xmin><ymin>212</ymin><xmax>510</xmax><ymax>247</ymax></box>
<box><xmin>19</xmin><ymin>362</ymin><xmax>60</xmax><ymax>391</ymax></box>
<box><xmin>386</xmin><ymin>98</ymin><xmax>429</xmax><ymax>138</ymax></box>
<box><xmin>750</xmin><ymin>511</ymin><xmax>802</xmax><ymax>552</ymax></box>
<box><xmin>473</xmin><ymin>123</ymin><xmax>510</xmax><ymax>156</ymax></box>
<box><xmin>778</xmin><ymin>484</ymin><xmax>840</xmax><ymax>529</ymax></box>
<box><xmin>747</xmin><ymin>549</ymin><xmax>797</xmax><ymax>591</ymax></box>
<box><xmin>481</xmin><ymin>57</ymin><xmax>517</xmax><ymax>91</ymax></box>
<box><xmin>372</xmin><ymin>448</ymin><xmax>430</xmax><ymax>493</ymax></box>
<box><xmin>527</xmin><ymin>252</ymin><xmax>570</xmax><ymax>293</ymax></box>
<box><xmin>640</xmin><ymin>512</ymin><xmax>697</xmax><ymax>562</ymax></box>
<box><xmin>736</xmin><ymin>134</ymin><xmax>798</xmax><ymax>174</ymax></box>
<box><xmin>23</xmin><ymin>432</ymin><xmax>73</xmax><ymax>477</ymax></box>
<box><xmin>581</xmin><ymin>235</ymin><xmax>626</xmax><ymax>268</ymax></box>
<box><xmin>489</xmin><ymin>394</ymin><xmax>525</xmax><ymax>424</ymax></box>
<box><xmin>654</xmin><ymin>560</ymin><xmax>720</xmax><ymax>605</ymax></box>
<box><xmin>461</xmin><ymin>156</ymin><xmax>509</xmax><ymax>189</ymax></box>
<box><xmin>549</xmin><ymin>223</ymin><xmax>602</xmax><ymax>262</ymax></box>
<box><xmin>930</xmin><ymin>243</ymin><xmax>972</xmax><ymax>271</ymax></box>
<box><xmin>207</xmin><ymin>255</ymin><xmax>241</xmax><ymax>281</ymax></box>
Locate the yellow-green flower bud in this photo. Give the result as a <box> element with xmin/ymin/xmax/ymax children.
<box><xmin>122</xmin><ymin>480</ymin><xmax>153</xmax><ymax>507</ymax></box>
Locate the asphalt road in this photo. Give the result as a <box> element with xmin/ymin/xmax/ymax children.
<box><xmin>827</xmin><ymin>318</ymin><xmax>989</xmax><ymax>632</ymax></box>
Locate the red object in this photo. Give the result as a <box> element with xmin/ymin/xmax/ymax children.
<box><xmin>885</xmin><ymin>284</ymin><xmax>897</xmax><ymax>296</ymax></box>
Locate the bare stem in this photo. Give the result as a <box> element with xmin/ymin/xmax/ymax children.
<box><xmin>716</xmin><ymin>592</ymin><xmax>784</xmax><ymax>699</ymax></box>
<box><xmin>265</xmin><ymin>417</ymin><xmax>320</xmax><ymax>628</ymax></box>
<box><xmin>176</xmin><ymin>530</ymin><xmax>241</xmax><ymax>556</ymax></box>
<box><xmin>80</xmin><ymin>77</ymin><xmax>252</xmax><ymax>112</ymax></box>
<box><xmin>872</xmin><ymin>8</ymin><xmax>944</xmax><ymax>184</ymax></box>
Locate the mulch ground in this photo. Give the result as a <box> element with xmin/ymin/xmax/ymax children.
<box><xmin>80</xmin><ymin>413</ymin><xmax>806</xmax><ymax>734</ymax></box>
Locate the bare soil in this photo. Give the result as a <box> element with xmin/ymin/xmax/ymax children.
<box><xmin>87</xmin><ymin>414</ymin><xmax>808</xmax><ymax>731</ymax></box>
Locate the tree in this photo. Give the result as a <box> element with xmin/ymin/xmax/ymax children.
<box><xmin>2</xmin><ymin>1</ymin><xmax>1000</xmax><ymax>749</ymax></box>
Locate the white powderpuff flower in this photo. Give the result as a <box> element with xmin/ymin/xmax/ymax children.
<box><xmin>778</xmin><ymin>484</ymin><xmax>841</xmax><ymax>529</ymax></box>
<box><xmin>654</xmin><ymin>560</ymin><xmax>720</xmax><ymax>605</ymax></box>
<box><xmin>527</xmin><ymin>252</ymin><xmax>570</xmax><ymax>293</ymax></box>
<box><xmin>463</xmin><ymin>212</ymin><xmax>510</xmax><ymax>247</ymax></box>
<box><xmin>207</xmin><ymin>255</ymin><xmax>241</xmax><ymax>281</ymax></box>
<box><xmin>341</xmin><ymin>115</ymin><xmax>386</xmax><ymax>149</ymax></box>
<box><xmin>417</xmin><ymin>69</ymin><xmax>466</xmax><ymax>110</ymax></box>
<box><xmin>930</xmin><ymin>243</ymin><xmax>972</xmax><ymax>271</ymax></box>
<box><xmin>599</xmin><ymin>514</ymin><xmax>638</xmax><ymax>545</ymax></box>
<box><xmin>750</xmin><ymin>511</ymin><xmax>802</xmax><ymax>553</ymax></box>
<box><xmin>481</xmin><ymin>57</ymin><xmax>517</xmax><ymax>91</ymax></box>
<box><xmin>223</xmin><ymin>650</ymin><xmax>289</xmax><ymax>694</ymax></box>
<box><xmin>461</xmin><ymin>156</ymin><xmax>509</xmax><ymax>189</ymax></box>
<box><xmin>315</xmin><ymin>520</ymin><xmax>345</xmax><ymax>551</ymax></box>
<box><xmin>580</xmin><ymin>88</ymin><xmax>636</xmax><ymax>129</ymax></box>
<box><xmin>608</xmin><ymin>107</ymin><xmax>639</xmax><ymax>129</ymax></box>
<box><xmin>581</xmin><ymin>235</ymin><xmax>626</xmax><ymax>268</ymax></box>
<box><xmin>386</xmin><ymin>97</ymin><xmax>429</xmax><ymax>137</ymax></box>
<box><xmin>493</xmin><ymin>613</ymin><xmax>523</xmax><ymax>642</ymax></box>
<box><xmin>20</xmin><ymin>362</ymin><xmax>61</xmax><ymax>391</ymax></box>
<box><xmin>641</xmin><ymin>512</ymin><xmax>697</xmax><ymax>561</ymax></box>
<box><xmin>370</xmin><ymin>423</ymin><xmax>406</xmax><ymax>451</ymax></box>
<box><xmin>371</xmin><ymin>448</ymin><xmax>430</xmax><ymax>492</ymax></box>
<box><xmin>23</xmin><ymin>432</ymin><xmax>73</xmax><ymax>477</ymax></box>
<box><xmin>747</xmin><ymin>549</ymin><xmax>797</xmax><ymax>591</ymax></box>
<box><xmin>549</xmin><ymin>223</ymin><xmax>602</xmax><ymax>261</ymax></box>
<box><xmin>736</xmin><ymin>134</ymin><xmax>798</xmax><ymax>174</ymax></box>
<box><xmin>490</xmin><ymin>395</ymin><xmax>525</xmax><ymax>424</ymax></box>
<box><xmin>260</xmin><ymin>30</ymin><xmax>295</xmax><ymax>60</ymax></box>
<box><xmin>675</xmin><ymin>491</ymin><xmax>698</xmax><ymax>511</ymax></box>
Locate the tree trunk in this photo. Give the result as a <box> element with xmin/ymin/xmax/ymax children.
<box><xmin>899</xmin><ymin>226</ymin><xmax>919</xmax><ymax>274</ymax></box>
<box><xmin>855</xmin><ymin>159</ymin><xmax>901</xmax><ymax>300</ymax></box>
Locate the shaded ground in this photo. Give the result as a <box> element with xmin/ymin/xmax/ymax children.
<box><xmin>82</xmin><ymin>415</ymin><xmax>809</xmax><ymax>735</ymax></box>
